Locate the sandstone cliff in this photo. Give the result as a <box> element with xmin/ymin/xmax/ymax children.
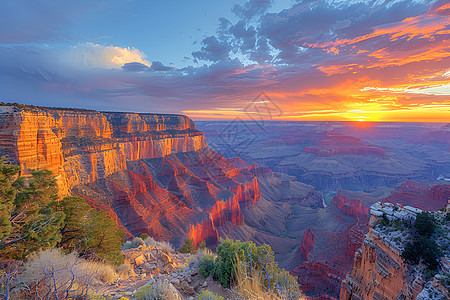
<box><xmin>340</xmin><ymin>202</ymin><xmax>450</xmax><ymax>300</ymax></box>
<box><xmin>0</xmin><ymin>106</ymin><xmax>206</xmax><ymax>196</ymax></box>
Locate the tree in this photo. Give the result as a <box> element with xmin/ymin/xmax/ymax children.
<box><xmin>414</xmin><ymin>212</ymin><xmax>437</xmax><ymax>236</ymax></box>
<box><xmin>0</xmin><ymin>161</ymin><xmax>124</xmax><ymax>265</ymax></box>
<box><xmin>0</xmin><ymin>169</ymin><xmax>64</xmax><ymax>259</ymax></box>
<box><xmin>0</xmin><ymin>162</ymin><xmax>19</xmax><ymax>241</ymax></box>
<box><xmin>55</xmin><ymin>196</ymin><xmax>124</xmax><ymax>266</ymax></box>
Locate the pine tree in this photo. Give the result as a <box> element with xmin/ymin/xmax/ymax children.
<box><xmin>55</xmin><ymin>196</ymin><xmax>124</xmax><ymax>265</ymax></box>
<box><xmin>0</xmin><ymin>161</ymin><xmax>124</xmax><ymax>264</ymax></box>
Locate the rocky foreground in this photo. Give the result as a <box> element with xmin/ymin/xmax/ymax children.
<box><xmin>94</xmin><ymin>242</ymin><xmax>228</xmax><ymax>300</ymax></box>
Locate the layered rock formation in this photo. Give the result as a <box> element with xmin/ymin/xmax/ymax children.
<box><xmin>340</xmin><ymin>203</ymin><xmax>450</xmax><ymax>299</ymax></box>
<box><xmin>0</xmin><ymin>106</ymin><xmax>206</xmax><ymax>196</ymax></box>
<box><xmin>0</xmin><ymin>105</ymin><xmax>262</xmax><ymax>247</ymax></box>
<box><xmin>332</xmin><ymin>191</ymin><xmax>369</xmax><ymax>218</ymax></box>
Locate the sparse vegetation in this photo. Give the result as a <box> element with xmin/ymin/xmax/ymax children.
<box><xmin>135</xmin><ymin>278</ymin><xmax>181</xmax><ymax>300</ymax></box>
<box><xmin>199</xmin><ymin>239</ymin><xmax>301</xmax><ymax>299</ymax></box>
<box><xmin>144</xmin><ymin>236</ymin><xmax>174</xmax><ymax>252</ymax></box>
<box><xmin>179</xmin><ymin>238</ymin><xmax>197</xmax><ymax>254</ymax></box>
<box><xmin>199</xmin><ymin>254</ymin><xmax>216</xmax><ymax>277</ymax></box>
<box><xmin>20</xmin><ymin>248</ymin><xmax>119</xmax><ymax>299</ymax></box>
<box><xmin>197</xmin><ymin>290</ymin><xmax>224</xmax><ymax>300</ymax></box>
<box><xmin>401</xmin><ymin>211</ymin><xmax>444</xmax><ymax>272</ymax></box>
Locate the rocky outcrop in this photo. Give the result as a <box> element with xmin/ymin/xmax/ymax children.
<box><xmin>384</xmin><ymin>182</ymin><xmax>449</xmax><ymax>211</ymax></box>
<box><xmin>299</xmin><ymin>228</ymin><xmax>315</xmax><ymax>260</ymax></box>
<box><xmin>427</xmin><ymin>184</ymin><xmax>450</xmax><ymax>202</ymax></box>
<box><xmin>340</xmin><ymin>203</ymin><xmax>449</xmax><ymax>300</ymax></box>
<box><xmin>332</xmin><ymin>191</ymin><xmax>369</xmax><ymax>218</ymax></box>
<box><xmin>189</xmin><ymin>176</ymin><xmax>261</xmax><ymax>247</ymax></box>
<box><xmin>189</xmin><ymin>220</ymin><xmax>219</xmax><ymax>248</ymax></box>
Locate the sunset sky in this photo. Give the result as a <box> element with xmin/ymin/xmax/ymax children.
<box><xmin>0</xmin><ymin>0</ymin><xmax>449</xmax><ymax>122</ymax></box>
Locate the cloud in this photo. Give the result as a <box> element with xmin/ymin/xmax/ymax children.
<box><xmin>62</xmin><ymin>43</ymin><xmax>150</xmax><ymax>69</ymax></box>
<box><xmin>122</xmin><ymin>62</ymin><xmax>150</xmax><ymax>72</ymax></box>
<box><xmin>192</xmin><ymin>36</ymin><xmax>232</xmax><ymax>62</ymax></box>
<box><xmin>0</xmin><ymin>0</ymin><xmax>449</xmax><ymax>122</ymax></box>
<box><xmin>121</xmin><ymin>61</ymin><xmax>173</xmax><ymax>72</ymax></box>
<box><xmin>149</xmin><ymin>61</ymin><xmax>173</xmax><ymax>71</ymax></box>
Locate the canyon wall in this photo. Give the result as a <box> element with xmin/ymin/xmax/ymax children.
<box><xmin>0</xmin><ymin>105</ymin><xmax>262</xmax><ymax>246</ymax></box>
<box><xmin>0</xmin><ymin>106</ymin><xmax>207</xmax><ymax>196</ymax></box>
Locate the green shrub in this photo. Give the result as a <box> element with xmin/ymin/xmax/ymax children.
<box><xmin>140</xmin><ymin>233</ymin><xmax>150</xmax><ymax>240</ymax></box>
<box><xmin>199</xmin><ymin>240</ymin><xmax>206</xmax><ymax>250</ymax></box>
<box><xmin>214</xmin><ymin>239</ymin><xmax>244</xmax><ymax>287</ymax></box>
<box><xmin>197</xmin><ymin>290</ymin><xmax>224</xmax><ymax>300</ymax></box>
<box><xmin>179</xmin><ymin>239</ymin><xmax>197</xmax><ymax>254</ymax></box>
<box><xmin>200</xmin><ymin>254</ymin><xmax>216</xmax><ymax>277</ymax></box>
<box><xmin>414</xmin><ymin>212</ymin><xmax>437</xmax><ymax>236</ymax></box>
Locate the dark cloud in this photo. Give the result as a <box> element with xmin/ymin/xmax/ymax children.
<box><xmin>229</xmin><ymin>21</ymin><xmax>257</xmax><ymax>53</ymax></box>
<box><xmin>122</xmin><ymin>62</ymin><xmax>150</xmax><ymax>72</ymax></box>
<box><xmin>192</xmin><ymin>36</ymin><xmax>232</xmax><ymax>62</ymax></box>
<box><xmin>150</xmin><ymin>61</ymin><xmax>173</xmax><ymax>71</ymax></box>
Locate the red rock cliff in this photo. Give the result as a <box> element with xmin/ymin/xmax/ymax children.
<box><xmin>332</xmin><ymin>191</ymin><xmax>369</xmax><ymax>218</ymax></box>
<box><xmin>340</xmin><ymin>203</ymin><xmax>425</xmax><ymax>300</ymax></box>
<box><xmin>0</xmin><ymin>106</ymin><xmax>207</xmax><ymax>196</ymax></box>
<box><xmin>299</xmin><ymin>227</ymin><xmax>315</xmax><ymax>260</ymax></box>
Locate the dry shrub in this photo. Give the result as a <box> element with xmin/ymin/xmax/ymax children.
<box><xmin>232</xmin><ymin>259</ymin><xmax>268</xmax><ymax>300</ymax></box>
<box><xmin>135</xmin><ymin>278</ymin><xmax>182</xmax><ymax>300</ymax></box>
<box><xmin>116</xmin><ymin>263</ymin><xmax>135</xmax><ymax>280</ymax></box>
<box><xmin>231</xmin><ymin>257</ymin><xmax>305</xmax><ymax>300</ymax></box>
<box><xmin>20</xmin><ymin>248</ymin><xmax>118</xmax><ymax>299</ymax></box>
<box><xmin>144</xmin><ymin>237</ymin><xmax>174</xmax><ymax>253</ymax></box>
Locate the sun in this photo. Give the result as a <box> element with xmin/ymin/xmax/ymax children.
<box><xmin>357</xmin><ymin>119</ymin><xmax>365</xmax><ymax>122</ymax></box>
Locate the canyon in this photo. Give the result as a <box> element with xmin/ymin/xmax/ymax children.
<box><xmin>1</xmin><ymin>104</ymin><xmax>449</xmax><ymax>299</ymax></box>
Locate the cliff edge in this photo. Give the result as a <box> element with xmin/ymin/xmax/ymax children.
<box><xmin>340</xmin><ymin>202</ymin><xmax>450</xmax><ymax>300</ymax></box>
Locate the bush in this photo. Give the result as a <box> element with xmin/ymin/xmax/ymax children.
<box><xmin>402</xmin><ymin>237</ymin><xmax>442</xmax><ymax>271</ymax></box>
<box><xmin>197</xmin><ymin>290</ymin><xmax>224</xmax><ymax>300</ymax></box>
<box><xmin>144</xmin><ymin>236</ymin><xmax>174</xmax><ymax>252</ymax></box>
<box><xmin>122</xmin><ymin>237</ymin><xmax>145</xmax><ymax>250</ymax></box>
<box><xmin>135</xmin><ymin>278</ymin><xmax>181</xmax><ymax>300</ymax></box>
<box><xmin>179</xmin><ymin>239</ymin><xmax>197</xmax><ymax>254</ymax></box>
<box><xmin>20</xmin><ymin>248</ymin><xmax>119</xmax><ymax>299</ymax></box>
<box><xmin>200</xmin><ymin>254</ymin><xmax>216</xmax><ymax>277</ymax></box>
<box><xmin>414</xmin><ymin>212</ymin><xmax>437</xmax><ymax>236</ymax></box>
<box><xmin>199</xmin><ymin>240</ymin><xmax>206</xmax><ymax>250</ymax></box>
<box><xmin>140</xmin><ymin>233</ymin><xmax>150</xmax><ymax>240</ymax></box>
<box><xmin>214</xmin><ymin>239</ymin><xmax>243</xmax><ymax>287</ymax></box>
